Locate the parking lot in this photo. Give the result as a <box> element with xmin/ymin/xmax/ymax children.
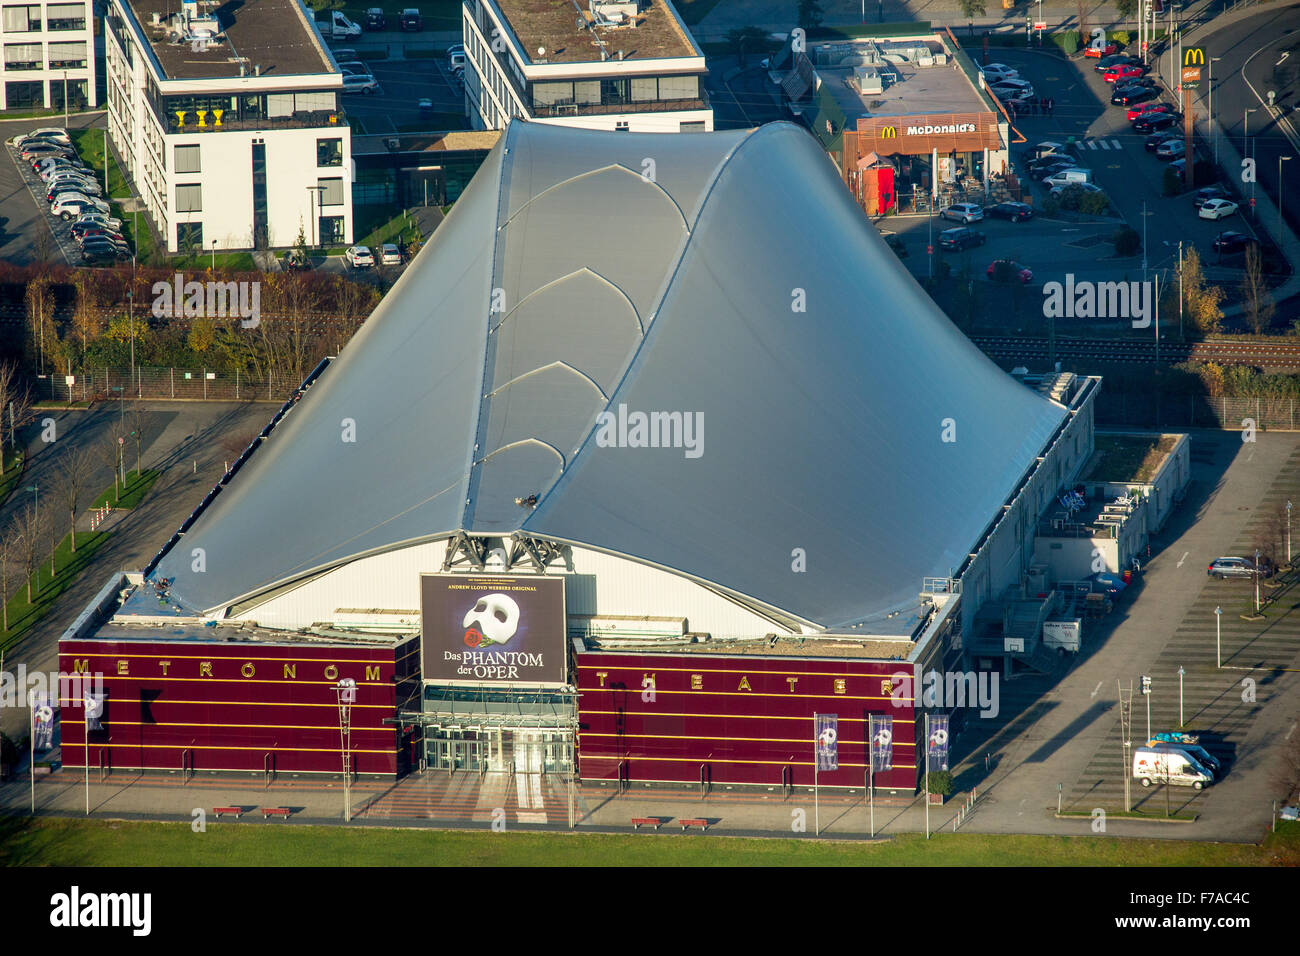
<box><xmin>326</xmin><ymin>41</ymin><xmax>467</xmax><ymax>135</ymax></box>
<box><xmin>0</xmin><ymin>117</ymin><xmax>101</xmax><ymax>266</ymax></box>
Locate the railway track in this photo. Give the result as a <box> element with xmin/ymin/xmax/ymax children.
<box><xmin>970</xmin><ymin>335</ymin><xmax>1300</xmax><ymax>369</ymax></box>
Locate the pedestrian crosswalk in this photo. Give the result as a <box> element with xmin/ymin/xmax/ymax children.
<box><xmin>1080</xmin><ymin>138</ymin><xmax>1124</xmax><ymax>150</ymax></box>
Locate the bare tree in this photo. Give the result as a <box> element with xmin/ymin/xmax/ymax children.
<box><xmin>19</xmin><ymin>504</ymin><xmax>40</xmax><ymax>603</ymax></box>
<box><xmin>1239</xmin><ymin>245</ymin><xmax>1275</xmax><ymax>335</ymax></box>
<box><xmin>0</xmin><ymin>525</ymin><xmax>18</xmax><ymax>632</ymax></box>
<box><xmin>54</xmin><ymin>446</ymin><xmax>95</xmax><ymax>554</ymax></box>
<box><xmin>0</xmin><ymin>362</ymin><xmax>16</xmax><ymax>459</ymax></box>
<box><xmin>99</xmin><ymin>419</ymin><xmax>129</xmax><ymax>503</ymax></box>
<box><xmin>127</xmin><ymin>401</ymin><xmax>148</xmax><ymax>477</ymax></box>
<box><xmin>24</xmin><ymin>274</ymin><xmax>55</xmax><ymax>377</ymax></box>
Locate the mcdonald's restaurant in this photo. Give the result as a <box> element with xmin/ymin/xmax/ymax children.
<box><xmin>842</xmin><ymin>112</ymin><xmax>1008</xmax><ymax>213</ymax></box>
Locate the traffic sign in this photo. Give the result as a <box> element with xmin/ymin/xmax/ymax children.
<box><xmin>1034</xmin><ymin>21</ymin><xmax>1047</xmax><ymax>29</ymax></box>
<box><xmin>1141</xmin><ymin>40</ymin><xmax>1148</xmax><ymax>52</ymax></box>
<box><xmin>926</xmin><ymin>244</ymin><xmax>934</xmax><ymax>255</ymax></box>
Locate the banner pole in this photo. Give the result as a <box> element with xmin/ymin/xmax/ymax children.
<box><xmin>869</xmin><ymin>715</ymin><xmax>875</xmax><ymax>839</ymax></box>
<box><xmin>924</xmin><ymin>713</ymin><xmax>930</xmax><ymax>840</ymax></box>
<box><xmin>30</xmin><ymin>692</ymin><xmax>36</xmax><ymax>815</ymax></box>
<box><xmin>813</xmin><ymin>711</ymin><xmax>819</xmax><ymax>837</ymax></box>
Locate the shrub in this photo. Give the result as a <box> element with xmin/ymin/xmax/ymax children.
<box><xmin>1163</xmin><ymin>166</ymin><xmax>1183</xmax><ymax>196</ymax></box>
<box><xmin>1111</xmin><ymin>30</ymin><xmax>1130</xmax><ymax>47</ymax></box>
<box><xmin>1041</xmin><ymin>197</ymin><xmax>1062</xmax><ymax>217</ymax></box>
<box><xmin>1112</xmin><ymin>226</ymin><xmax>1141</xmax><ymax>256</ymax></box>
<box><xmin>1080</xmin><ymin>192</ymin><xmax>1111</xmax><ymax>215</ymax></box>
<box><xmin>927</xmin><ymin>770</ymin><xmax>954</xmax><ymax>796</ymax></box>
<box><xmin>1052</xmin><ymin>30</ymin><xmax>1079</xmax><ymax>55</ymax></box>
<box><xmin>1057</xmin><ymin>185</ymin><xmax>1084</xmax><ymax>211</ymax></box>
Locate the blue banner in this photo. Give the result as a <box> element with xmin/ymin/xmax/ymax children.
<box><xmin>927</xmin><ymin>715</ymin><xmax>950</xmax><ymax>772</ymax></box>
<box><xmin>870</xmin><ymin>715</ymin><xmax>894</xmax><ymax>772</ymax></box>
<box><xmin>31</xmin><ymin>692</ymin><xmax>55</xmax><ymax>751</ymax></box>
<box><xmin>815</xmin><ymin>714</ymin><xmax>838</xmax><ymax>771</ymax></box>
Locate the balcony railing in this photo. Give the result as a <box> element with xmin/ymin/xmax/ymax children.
<box><xmin>165</xmin><ymin>110</ymin><xmax>345</xmax><ymax>135</ymax></box>
<box><xmin>533</xmin><ymin>95</ymin><xmax>709</xmax><ymax>119</ymax></box>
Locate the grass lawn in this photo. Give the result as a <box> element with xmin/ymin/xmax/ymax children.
<box><xmin>169</xmin><ymin>251</ymin><xmax>258</xmax><ymax>271</ymax></box>
<box><xmin>0</xmin><ymin>447</ymin><xmax>25</xmax><ymax>510</ymax></box>
<box><xmin>355</xmin><ymin>208</ymin><xmax>422</xmax><ymax>249</ymax></box>
<box><xmin>1</xmin><ymin>817</ymin><xmax>1297</xmax><ymax>866</ymax></box>
<box><xmin>1085</xmin><ymin>434</ymin><xmax>1180</xmax><ymax>484</ymax></box>
<box><xmin>91</xmin><ymin>469</ymin><xmax>160</xmax><ymax>511</ymax></box>
<box><xmin>0</xmin><ymin>530</ymin><xmax>111</xmax><ymax>656</ymax></box>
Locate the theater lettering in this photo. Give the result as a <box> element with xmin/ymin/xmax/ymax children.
<box><xmin>71</xmin><ymin>658</ymin><xmax>382</xmax><ymax>682</ymax></box>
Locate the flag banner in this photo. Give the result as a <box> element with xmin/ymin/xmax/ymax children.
<box><xmin>870</xmin><ymin>714</ymin><xmax>894</xmax><ymax>772</ymax></box>
<box><xmin>84</xmin><ymin>692</ymin><xmax>106</xmax><ymax>732</ymax></box>
<box><xmin>815</xmin><ymin>713</ymin><xmax>838</xmax><ymax>771</ymax></box>
<box><xmin>927</xmin><ymin>715</ymin><xmax>950</xmax><ymax>772</ymax></box>
<box><xmin>31</xmin><ymin>692</ymin><xmax>55</xmax><ymax>751</ymax></box>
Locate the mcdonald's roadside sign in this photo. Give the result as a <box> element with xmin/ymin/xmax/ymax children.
<box><xmin>1182</xmin><ymin>47</ymin><xmax>1205</xmax><ymax>89</ymax></box>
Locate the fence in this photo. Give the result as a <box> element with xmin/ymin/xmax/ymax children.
<box><xmin>1096</xmin><ymin>393</ymin><xmax>1300</xmax><ymax>432</ymax></box>
<box><xmin>36</xmin><ymin>366</ymin><xmax>303</xmax><ymax>404</ymax></box>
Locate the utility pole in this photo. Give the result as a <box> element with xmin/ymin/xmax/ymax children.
<box><xmin>1177</xmin><ymin>666</ymin><xmax>1185</xmax><ymax>728</ymax></box>
<box><xmin>1215</xmin><ymin>605</ymin><xmax>1222</xmax><ymax>668</ymax></box>
<box><xmin>1119</xmin><ymin>680</ymin><xmax>1132</xmax><ymax>812</ymax></box>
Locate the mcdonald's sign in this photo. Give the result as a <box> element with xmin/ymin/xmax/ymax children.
<box><xmin>880</xmin><ymin>125</ymin><xmax>898</xmax><ymax>139</ymax></box>
<box><xmin>1182</xmin><ymin>47</ymin><xmax>1204</xmax><ymax>88</ymax></box>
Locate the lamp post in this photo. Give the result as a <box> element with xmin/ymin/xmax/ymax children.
<box><xmin>26</xmin><ymin>484</ymin><xmax>38</xmax><ymax>589</ymax></box>
<box><xmin>1255</xmin><ymin>547</ymin><xmax>1262</xmax><ymax>612</ymax></box>
<box><xmin>1245</xmin><ymin>108</ymin><xmax>1258</xmax><ymax>214</ymax></box>
<box><xmin>1287</xmin><ymin>500</ymin><xmax>1293</xmax><ymax>565</ymax></box>
<box><xmin>1177</xmin><ymin>666</ymin><xmax>1185</xmax><ymax>728</ymax></box>
<box><xmin>210</xmin><ymin>239</ymin><xmax>217</xmax><ymax>272</ymax></box>
<box><xmin>1206</xmin><ymin>608</ymin><xmax>1216</xmax><ymax>671</ymax></box>
<box><xmin>1280</xmin><ymin>156</ymin><xmax>1293</xmax><ymax>241</ymax></box>
<box><xmin>1209</xmin><ymin>58</ymin><xmax>1221</xmax><ymax>166</ymax></box>
<box><xmin>62</xmin><ymin>70</ymin><xmax>68</xmax><ymax>128</ymax></box>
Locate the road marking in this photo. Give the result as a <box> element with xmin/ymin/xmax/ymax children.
<box><xmin>1176</xmin><ymin>551</ymin><xmax>1189</xmax><ymax>567</ymax></box>
<box><xmin>1111</xmin><ymin>139</ymin><xmax>1121</xmax><ymax>149</ymax></box>
<box><xmin>1099</xmin><ymin>140</ymin><xmax>1111</xmax><ymax>150</ymax></box>
<box><xmin>1086</xmin><ymin>140</ymin><xmax>1097</xmax><ymax>149</ymax></box>
<box><xmin>1287</xmin><ymin>722</ymin><xmax>1297</xmax><ymax>741</ymax></box>
<box><xmin>1091</xmin><ymin>681</ymin><xmax>1103</xmax><ymax>698</ymax></box>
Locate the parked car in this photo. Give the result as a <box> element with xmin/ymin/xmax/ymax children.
<box><xmin>1198</xmin><ymin>198</ymin><xmax>1239</xmax><ymax>220</ymax></box>
<box><xmin>9</xmin><ymin>127</ymin><xmax>70</xmax><ymax>147</ymax></box>
<box><xmin>1116</xmin><ymin>87</ymin><xmax>1158</xmax><ymax>107</ymax></box>
<box><xmin>81</xmin><ymin>245</ymin><xmax>131</xmax><ymax>264</ymax></box>
<box><xmin>342</xmin><ymin>74</ymin><xmax>381</xmax><ymax>95</ymax></box>
<box><xmin>399</xmin><ymin>7</ymin><xmax>422</xmax><ymax>30</ymax></box>
<box><xmin>1103</xmin><ymin>63</ymin><xmax>1147</xmax><ymax>84</ymax></box>
<box><xmin>332</xmin><ymin>48</ymin><xmax>358</xmax><ymax>61</ymax></box>
<box><xmin>1050</xmin><ymin>181</ymin><xmax>1104</xmax><ymax>199</ymax></box>
<box><xmin>1207</xmin><ymin>555</ymin><xmax>1275</xmax><ymax>579</ymax></box>
<box><xmin>987</xmin><ymin>259</ymin><xmax>1033</xmax><ymax>284</ymax></box>
<box><xmin>1133</xmin><ymin>748</ymin><xmax>1212</xmax><ymax>790</ymax></box>
<box><xmin>1111</xmin><ymin>80</ymin><xmax>1158</xmax><ymax>104</ymax></box>
<box><xmin>1128</xmin><ymin>102</ymin><xmax>1176</xmax><ymax>123</ymax></box>
<box><xmin>447</xmin><ymin>43</ymin><xmax>465</xmax><ymax>57</ymax></box>
<box><xmin>941</xmin><ymin>202</ymin><xmax>984</xmax><ymax>224</ymax></box>
<box><xmin>1211</xmin><ymin>231</ymin><xmax>1256</xmax><ymax>255</ymax></box>
<box><xmin>71</xmin><ymin>222</ymin><xmax>123</xmax><ymax>242</ymax></box>
<box><xmin>48</xmin><ymin>181</ymin><xmax>103</xmax><ymax>203</ymax></box>
<box><xmin>1193</xmin><ymin>184</ymin><xmax>1232</xmax><ymax>208</ymax></box>
<box><xmin>345</xmin><ymin>245</ymin><xmax>375</xmax><ymax>268</ymax></box>
<box><xmin>75</xmin><ymin>228</ymin><xmax>126</xmax><ymax>247</ymax></box>
<box><xmin>986</xmin><ymin>201</ymin><xmax>1034</xmax><ymax>222</ymax></box>
<box><xmin>44</xmin><ymin>168</ymin><xmax>98</xmax><ymax>188</ymax></box>
<box><xmin>938</xmin><ymin>226</ymin><xmax>986</xmax><ymax>251</ymax></box>
<box><xmin>80</xmin><ymin>235</ymin><xmax>130</xmax><ymax>256</ymax></box>
<box><xmin>1023</xmin><ymin>141</ymin><xmax>1066</xmax><ymax>161</ymax></box>
<box><xmin>38</xmin><ymin>162</ymin><xmax>91</xmax><ymax>182</ymax></box>
<box><xmin>1094</xmin><ymin>53</ymin><xmax>1140</xmax><ymax>71</ymax></box>
<box><xmin>1144</xmin><ymin>131</ymin><xmax>1180</xmax><ymax>151</ymax></box>
<box><xmin>449</xmin><ymin>51</ymin><xmax>466</xmax><ymax>71</ymax></box>
<box><xmin>20</xmin><ymin>142</ymin><xmax>72</xmax><ymax>160</ymax></box>
<box><xmin>1133</xmin><ymin>113</ymin><xmax>1178</xmax><ymax>134</ymax></box>
<box><xmin>363</xmin><ymin>7</ymin><xmax>385</xmax><ymax>29</ymax></box>
<box><xmin>73</xmin><ymin>211</ymin><xmax>122</xmax><ymax>231</ymax></box>
<box><xmin>979</xmin><ymin>63</ymin><xmax>1019</xmax><ymax>82</ymax></box>
<box><xmin>52</xmin><ymin>194</ymin><xmax>109</xmax><ymax>219</ymax></box>
<box><xmin>378</xmin><ymin>243</ymin><xmax>402</xmax><ymax>265</ymax></box>
<box><xmin>1042</xmin><ymin>168</ymin><xmax>1092</xmax><ymax>188</ymax></box>
<box><xmin>991</xmin><ymin>78</ymin><xmax>1035</xmax><ymax>100</ymax></box>
<box><xmin>1156</xmin><ymin>139</ymin><xmax>1186</xmax><ymax>160</ymax></box>
<box><xmin>1026</xmin><ymin>156</ymin><xmax>1075</xmax><ymax>177</ymax></box>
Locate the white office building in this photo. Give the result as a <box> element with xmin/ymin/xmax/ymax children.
<box><xmin>0</xmin><ymin>0</ymin><xmax>95</xmax><ymax>111</ymax></box>
<box><xmin>462</xmin><ymin>0</ymin><xmax>712</xmax><ymax>133</ymax></box>
<box><xmin>104</xmin><ymin>0</ymin><xmax>353</xmax><ymax>253</ymax></box>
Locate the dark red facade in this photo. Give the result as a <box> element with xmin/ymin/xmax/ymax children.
<box><xmin>576</xmin><ymin>651</ymin><xmax>918</xmax><ymax>791</ymax></box>
<box><xmin>59</xmin><ymin>637</ymin><xmax>420</xmax><ymax>775</ymax></box>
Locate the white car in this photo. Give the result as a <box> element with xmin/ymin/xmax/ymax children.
<box><xmin>75</xmin><ymin>212</ymin><xmax>122</xmax><ymax>231</ymax></box>
<box><xmin>1198</xmin><ymin>198</ymin><xmax>1239</xmax><ymax>221</ymax></box>
<box><xmin>992</xmin><ymin>78</ymin><xmax>1035</xmax><ymax>99</ymax></box>
<box><xmin>345</xmin><ymin>245</ymin><xmax>374</xmax><ymax>267</ymax></box>
<box><xmin>449</xmin><ymin>51</ymin><xmax>466</xmax><ymax>71</ymax></box>
<box><xmin>1156</xmin><ymin>139</ymin><xmax>1186</xmax><ymax>160</ymax></box>
<box><xmin>332</xmin><ymin>48</ymin><xmax>358</xmax><ymax>61</ymax></box>
<box><xmin>38</xmin><ymin>162</ymin><xmax>90</xmax><ymax>181</ymax></box>
<box><xmin>52</xmin><ymin>194</ymin><xmax>109</xmax><ymax>219</ymax></box>
<box><xmin>342</xmin><ymin>74</ymin><xmax>381</xmax><ymax>95</ymax></box>
<box><xmin>980</xmin><ymin>63</ymin><xmax>1019</xmax><ymax>82</ymax></box>
<box><xmin>9</xmin><ymin>127</ymin><xmax>70</xmax><ymax>148</ymax></box>
<box><xmin>378</xmin><ymin>243</ymin><xmax>401</xmax><ymax>265</ymax></box>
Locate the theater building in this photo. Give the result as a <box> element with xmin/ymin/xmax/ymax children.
<box><xmin>58</xmin><ymin>123</ymin><xmax>1098</xmax><ymax>793</ymax></box>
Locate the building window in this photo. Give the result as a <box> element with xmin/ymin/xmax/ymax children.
<box><xmin>318</xmin><ymin>215</ymin><xmax>343</xmax><ymax>245</ymax></box>
<box><xmin>1</xmin><ymin>5</ymin><xmax>40</xmax><ymax>32</ymax></box>
<box><xmin>46</xmin><ymin>39</ymin><xmax>85</xmax><ymax>68</ymax></box>
<box><xmin>174</xmin><ymin>144</ymin><xmax>201</xmax><ymax>174</ymax></box>
<box><xmin>316</xmin><ymin>137</ymin><xmax>342</xmax><ymax>167</ymax></box>
<box><xmin>45</xmin><ymin>3</ymin><xmax>83</xmax><ymax>30</ymax></box>
<box><xmin>3</xmin><ymin>77</ymin><xmax>41</xmax><ymax>108</ymax></box>
<box><xmin>2</xmin><ymin>41</ymin><xmax>41</xmax><ymax>69</ymax></box>
<box><xmin>318</xmin><ymin>177</ymin><xmax>343</xmax><ymax>206</ymax></box>
<box><xmin>614</xmin><ymin>121</ymin><xmax>629</xmax><ymax>131</ymax></box>
<box><xmin>175</xmin><ymin>183</ymin><xmax>202</xmax><ymax>213</ymax></box>
<box><xmin>176</xmin><ymin>221</ymin><xmax>203</xmax><ymax>252</ymax></box>
<box><xmin>49</xmin><ymin>76</ymin><xmax>85</xmax><ymax>111</ymax></box>
<box><xmin>679</xmin><ymin>121</ymin><xmax>706</xmax><ymax>132</ymax></box>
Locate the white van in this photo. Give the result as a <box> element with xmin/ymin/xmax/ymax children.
<box><xmin>1043</xmin><ymin>168</ymin><xmax>1093</xmax><ymax>188</ymax></box>
<box><xmin>1132</xmin><ymin>747</ymin><xmax>1213</xmax><ymax>789</ymax></box>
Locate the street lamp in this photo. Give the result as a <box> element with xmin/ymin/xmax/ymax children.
<box><xmin>1287</xmin><ymin>501</ymin><xmax>1293</xmax><ymax>565</ymax></box>
<box><xmin>62</xmin><ymin>70</ymin><xmax>68</xmax><ymax>128</ymax></box>
<box><xmin>1254</xmin><ymin>547</ymin><xmax>1262</xmax><ymax>612</ymax></box>
<box><xmin>1209</xmin><ymin>57</ymin><xmax>1222</xmax><ymax>166</ymax></box>
<box><xmin>210</xmin><ymin>239</ymin><xmax>218</xmax><ymax>272</ymax></box>
<box><xmin>1215</xmin><ymin>605</ymin><xmax>1222</xmax><ymax>668</ymax></box>
<box><xmin>1280</xmin><ymin>156</ymin><xmax>1293</xmax><ymax>240</ymax></box>
<box><xmin>1245</xmin><ymin>108</ymin><xmax>1258</xmax><ymax>213</ymax></box>
<box><xmin>25</xmin><ymin>484</ymin><xmax>37</xmax><ymax>588</ymax></box>
<box><xmin>1177</xmin><ymin>666</ymin><xmax>1185</xmax><ymax>728</ymax></box>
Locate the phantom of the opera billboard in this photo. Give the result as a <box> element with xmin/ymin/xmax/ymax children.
<box><xmin>420</xmin><ymin>574</ymin><xmax>567</xmax><ymax>685</ymax></box>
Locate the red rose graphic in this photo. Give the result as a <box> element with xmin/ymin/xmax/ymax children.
<box><xmin>464</xmin><ymin>627</ymin><xmax>483</xmax><ymax>648</ymax></box>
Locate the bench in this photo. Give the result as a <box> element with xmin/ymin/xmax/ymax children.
<box><xmin>631</xmin><ymin>817</ymin><xmax>663</xmax><ymax>830</ymax></box>
<box><xmin>213</xmin><ymin>806</ymin><xmax>243</xmax><ymax>819</ymax></box>
<box><xmin>260</xmin><ymin>807</ymin><xmax>292</xmax><ymax>819</ymax></box>
<box><xmin>679</xmin><ymin>818</ymin><xmax>709</xmax><ymax>831</ymax></box>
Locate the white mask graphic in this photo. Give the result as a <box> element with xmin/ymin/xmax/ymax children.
<box><xmin>463</xmin><ymin>593</ymin><xmax>520</xmax><ymax>646</ymax></box>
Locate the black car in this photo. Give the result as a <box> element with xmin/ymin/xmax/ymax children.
<box><xmin>1095</xmin><ymin>53</ymin><xmax>1141</xmax><ymax>72</ymax></box>
<box><xmin>1211</xmin><ymin>231</ymin><xmax>1257</xmax><ymax>255</ymax></box>
<box><xmin>1144</xmin><ymin>130</ymin><xmax>1180</xmax><ymax>151</ymax></box>
<box><xmin>1194</xmin><ymin>184</ymin><xmax>1231</xmax><ymax>208</ymax></box>
<box><xmin>938</xmin><ymin>226</ymin><xmax>986</xmax><ymax>251</ymax></box>
<box><xmin>1133</xmin><ymin>113</ymin><xmax>1178</xmax><ymax>134</ymax></box>
<box><xmin>1026</xmin><ymin>157</ymin><xmax>1075</xmax><ymax>176</ymax></box>
<box><xmin>364</xmin><ymin>7</ymin><xmax>385</xmax><ymax>29</ymax></box>
<box><xmin>1117</xmin><ymin>87</ymin><xmax>1158</xmax><ymax>107</ymax></box>
<box><xmin>81</xmin><ymin>244</ymin><xmax>130</xmax><ymax>263</ymax></box>
<box><xmin>399</xmin><ymin>7</ymin><xmax>422</xmax><ymax>30</ymax></box>
<box><xmin>1110</xmin><ymin>79</ymin><xmax>1157</xmax><ymax>103</ymax></box>
<box><xmin>987</xmin><ymin>201</ymin><xmax>1034</xmax><ymax>222</ymax></box>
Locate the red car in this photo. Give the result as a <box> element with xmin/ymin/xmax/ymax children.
<box><xmin>1084</xmin><ymin>42</ymin><xmax>1119</xmax><ymax>58</ymax></box>
<box><xmin>1127</xmin><ymin>102</ymin><xmax>1175</xmax><ymax>122</ymax></box>
<box><xmin>987</xmin><ymin>259</ymin><xmax>1033</xmax><ymax>284</ymax></box>
<box><xmin>1103</xmin><ymin>63</ymin><xmax>1147</xmax><ymax>83</ymax></box>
